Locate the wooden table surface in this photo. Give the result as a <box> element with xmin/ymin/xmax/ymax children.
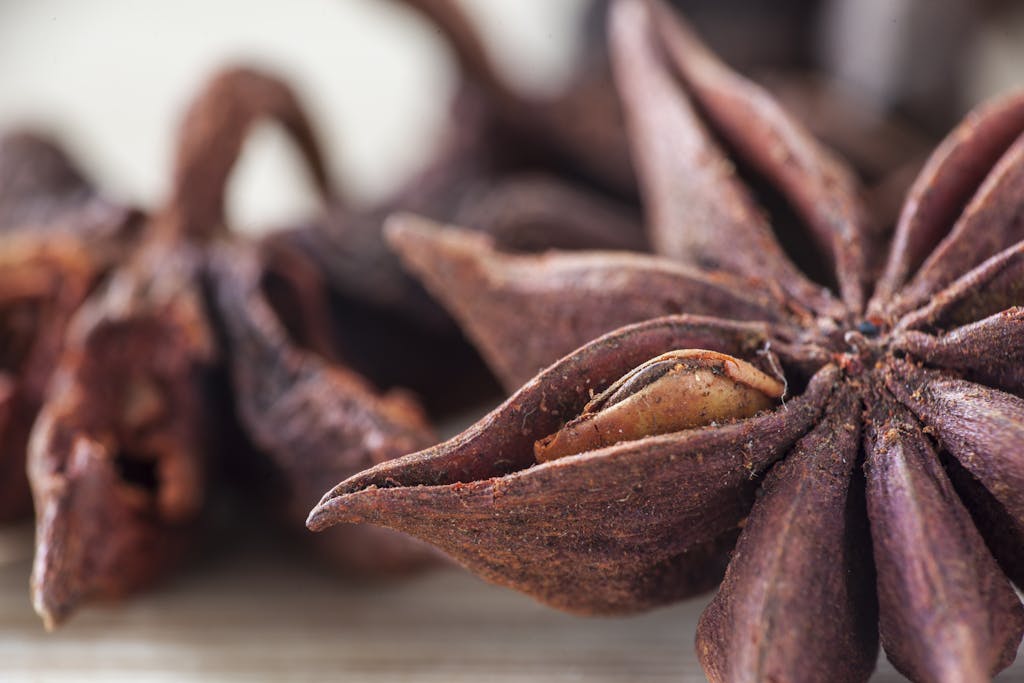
<box><xmin>2</xmin><ymin>522</ymin><xmax>1023</xmax><ymax>682</ymax></box>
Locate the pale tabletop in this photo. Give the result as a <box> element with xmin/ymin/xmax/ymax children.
<box><xmin>2</xmin><ymin>522</ymin><xmax>1023</xmax><ymax>682</ymax></box>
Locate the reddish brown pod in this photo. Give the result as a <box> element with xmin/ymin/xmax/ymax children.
<box><xmin>25</xmin><ymin>68</ymin><xmax>272</xmax><ymax>628</ymax></box>
<box><xmin>210</xmin><ymin>243</ymin><xmax>442</xmax><ymax>574</ymax></box>
<box><xmin>0</xmin><ymin>132</ymin><xmax>138</xmax><ymax>522</ymax></box>
<box><xmin>278</xmin><ymin>0</ymin><xmax>647</xmax><ymax>335</ymax></box>
<box><xmin>27</xmin><ymin>65</ymin><xmax>454</xmax><ymax>626</ymax></box>
<box><xmin>310</xmin><ymin>1</ymin><xmax>1024</xmax><ymax>680</ymax></box>
<box><xmin>181</xmin><ymin>68</ymin><xmax>445</xmax><ymax>574</ymax></box>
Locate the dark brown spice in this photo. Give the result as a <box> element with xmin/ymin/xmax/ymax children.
<box><xmin>27</xmin><ymin>66</ymin><xmax>330</xmax><ymax>627</ymax></box>
<box><xmin>277</xmin><ymin>0</ymin><xmax>646</xmax><ymax>335</ymax></box>
<box><xmin>26</xmin><ymin>63</ymin><xmax>452</xmax><ymax>629</ymax></box>
<box><xmin>309</xmin><ymin>1</ymin><xmax>1024</xmax><ymax>680</ymax></box>
<box><xmin>209</xmin><ymin>243</ymin><xmax>442</xmax><ymax>574</ymax></box>
<box><xmin>0</xmin><ymin>133</ymin><xmax>138</xmax><ymax>522</ymax></box>
<box><xmin>184</xmin><ymin>68</ymin><xmax>447</xmax><ymax>574</ymax></box>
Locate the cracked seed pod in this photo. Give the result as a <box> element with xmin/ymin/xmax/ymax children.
<box><xmin>309</xmin><ymin>1</ymin><xmax>1024</xmax><ymax>680</ymax></box>
<box><xmin>284</xmin><ymin>0</ymin><xmax>928</xmax><ymax>406</ymax></box>
<box><xmin>0</xmin><ymin>133</ymin><xmax>138</xmax><ymax>522</ymax></box>
<box><xmin>23</xmin><ymin>64</ymin><xmax>445</xmax><ymax>625</ymax></box>
<box><xmin>161</xmin><ymin>67</ymin><xmax>447</xmax><ymax>573</ymax></box>
<box><xmin>0</xmin><ymin>236</ymin><xmax>98</xmax><ymax>521</ymax></box>
<box><xmin>25</xmin><ymin>65</ymin><xmax>335</xmax><ymax>628</ymax></box>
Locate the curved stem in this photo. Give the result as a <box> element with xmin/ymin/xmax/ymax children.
<box><xmin>159</xmin><ymin>66</ymin><xmax>334</xmax><ymax>242</ymax></box>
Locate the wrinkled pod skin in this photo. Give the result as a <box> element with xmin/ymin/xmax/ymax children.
<box><xmin>0</xmin><ymin>134</ymin><xmax>139</xmax><ymax>522</ymax></box>
<box><xmin>159</xmin><ymin>67</ymin><xmax>447</xmax><ymax>575</ymax></box>
<box><xmin>168</xmin><ymin>64</ymin><xmax>446</xmax><ymax>574</ymax></box>
<box><xmin>209</xmin><ymin>241</ymin><xmax>445</xmax><ymax>574</ymax></box>
<box><xmin>26</xmin><ymin>66</ymin><xmax>335</xmax><ymax>627</ymax></box>
<box><xmin>311</xmin><ymin>1</ymin><xmax>1024</xmax><ymax>681</ymax></box>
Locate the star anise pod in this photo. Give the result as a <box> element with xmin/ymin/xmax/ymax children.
<box><xmin>27</xmin><ymin>64</ymin><xmax>451</xmax><ymax>627</ymax></box>
<box><xmin>25</xmin><ymin>66</ymin><xmax>330</xmax><ymax>627</ymax></box>
<box><xmin>25</xmin><ymin>118</ymin><xmax>230</xmax><ymax>628</ymax></box>
<box><xmin>279</xmin><ymin>0</ymin><xmax>645</xmax><ymax>336</ymax></box>
<box><xmin>0</xmin><ymin>132</ymin><xmax>138</xmax><ymax>521</ymax></box>
<box><xmin>309</xmin><ymin>1</ymin><xmax>1024</xmax><ymax>680</ymax></box>
<box><xmin>190</xmin><ymin>69</ymin><xmax>443</xmax><ymax>574</ymax></box>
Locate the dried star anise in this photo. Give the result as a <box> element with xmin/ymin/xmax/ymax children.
<box><xmin>25</xmin><ymin>102</ymin><xmax>231</xmax><ymax>627</ymax></box>
<box><xmin>0</xmin><ymin>131</ymin><xmax>134</xmax><ymax>236</ymax></box>
<box><xmin>27</xmin><ymin>64</ymin><xmax>451</xmax><ymax>627</ymax></box>
<box><xmin>279</xmin><ymin>0</ymin><xmax>645</xmax><ymax>336</ymax></box>
<box><xmin>191</xmin><ymin>68</ymin><xmax>443</xmax><ymax>573</ymax></box>
<box><xmin>209</xmin><ymin>242</ymin><xmax>442</xmax><ymax>573</ymax></box>
<box><xmin>0</xmin><ymin>132</ymin><xmax>137</xmax><ymax>521</ymax></box>
<box><xmin>25</xmin><ymin>67</ymin><xmax>321</xmax><ymax>627</ymax></box>
<box><xmin>309</xmin><ymin>1</ymin><xmax>1024</xmax><ymax>680</ymax></box>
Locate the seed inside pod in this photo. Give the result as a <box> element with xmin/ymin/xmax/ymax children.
<box><xmin>534</xmin><ymin>349</ymin><xmax>785</xmax><ymax>463</ymax></box>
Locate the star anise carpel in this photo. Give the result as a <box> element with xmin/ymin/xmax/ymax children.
<box><xmin>309</xmin><ymin>1</ymin><xmax>1024</xmax><ymax>681</ymax></box>
<box><xmin>279</xmin><ymin>0</ymin><xmax>646</xmax><ymax>337</ymax></box>
<box><xmin>0</xmin><ymin>132</ymin><xmax>138</xmax><ymax>522</ymax></box>
<box><xmin>26</xmin><ymin>65</ymin><xmax>440</xmax><ymax>628</ymax></box>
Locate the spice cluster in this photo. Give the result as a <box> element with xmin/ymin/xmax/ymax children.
<box><xmin>3</xmin><ymin>1</ymin><xmax>1024</xmax><ymax>682</ymax></box>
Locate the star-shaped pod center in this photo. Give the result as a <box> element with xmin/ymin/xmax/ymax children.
<box><xmin>309</xmin><ymin>1</ymin><xmax>1024</xmax><ymax>681</ymax></box>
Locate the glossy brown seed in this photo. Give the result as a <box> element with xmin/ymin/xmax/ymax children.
<box><xmin>863</xmin><ymin>385</ymin><xmax>1024</xmax><ymax>682</ymax></box>
<box><xmin>697</xmin><ymin>390</ymin><xmax>877</xmax><ymax>683</ymax></box>
<box><xmin>535</xmin><ymin>349</ymin><xmax>783</xmax><ymax>462</ymax></box>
